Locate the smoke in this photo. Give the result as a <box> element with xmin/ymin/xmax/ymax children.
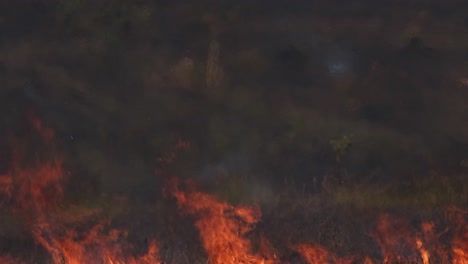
<box><xmin>195</xmin><ymin>149</ymin><xmax>275</xmax><ymax>208</ymax></box>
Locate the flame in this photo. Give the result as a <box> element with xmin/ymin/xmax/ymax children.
<box><xmin>449</xmin><ymin>207</ymin><xmax>468</xmax><ymax>264</ymax></box>
<box><xmin>168</xmin><ymin>177</ymin><xmax>276</xmax><ymax>264</ymax></box>
<box><xmin>0</xmin><ymin>113</ymin><xmax>64</xmax><ymax>220</ymax></box>
<box><xmin>293</xmin><ymin>243</ymin><xmax>352</xmax><ymax>264</ymax></box>
<box><xmin>0</xmin><ymin>116</ymin><xmax>160</xmax><ymax>263</ymax></box>
<box><xmin>366</xmin><ymin>210</ymin><xmax>468</xmax><ymax>264</ymax></box>
<box><xmin>416</xmin><ymin>239</ymin><xmax>429</xmax><ymax>264</ymax></box>
<box><xmin>1</xmin><ymin>117</ymin><xmax>468</xmax><ymax>263</ymax></box>
<box><xmin>362</xmin><ymin>256</ymin><xmax>374</xmax><ymax>264</ymax></box>
<box><xmin>167</xmin><ymin>178</ymin><xmax>468</xmax><ymax>264</ymax></box>
<box><xmin>3</xmin><ymin>156</ymin><xmax>65</xmax><ymax>217</ymax></box>
<box><xmin>31</xmin><ymin>220</ymin><xmax>160</xmax><ymax>264</ymax></box>
<box><xmin>369</xmin><ymin>213</ymin><xmax>419</xmax><ymax>263</ymax></box>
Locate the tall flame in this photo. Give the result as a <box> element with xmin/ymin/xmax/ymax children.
<box><xmin>168</xmin><ymin>177</ymin><xmax>276</xmax><ymax>264</ymax></box>
<box><xmin>0</xmin><ymin>116</ymin><xmax>160</xmax><ymax>263</ymax></box>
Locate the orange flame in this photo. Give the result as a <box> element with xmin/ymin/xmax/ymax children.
<box><xmin>449</xmin><ymin>207</ymin><xmax>468</xmax><ymax>264</ymax></box>
<box><xmin>369</xmin><ymin>213</ymin><xmax>419</xmax><ymax>263</ymax></box>
<box><xmin>169</xmin><ymin>178</ymin><xmax>277</xmax><ymax>264</ymax></box>
<box><xmin>1</xmin><ymin>118</ymin><xmax>468</xmax><ymax>263</ymax></box>
<box><xmin>31</xmin><ymin>221</ymin><xmax>160</xmax><ymax>264</ymax></box>
<box><xmin>293</xmin><ymin>243</ymin><xmax>353</xmax><ymax>264</ymax></box>
<box><xmin>0</xmin><ymin>114</ymin><xmax>64</xmax><ymax>218</ymax></box>
<box><xmin>0</xmin><ymin>117</ymin><xmax>161</xmax><ymax>263</ymax></box>
<box><xmin>2</xmin><ymin>156</ymin><xmax>65</xmax><ymax>217</ymax></box>
<box><xmin>416</xmin><ymin>239</ymin><xmax>429</xmax><ymax>264</ymax></box>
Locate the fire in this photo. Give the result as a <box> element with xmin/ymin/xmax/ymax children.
<box><xmin>168</xmin><ymin>177</ymin><xmax>277</xmax><ymax>264</ymax></box>
<box><xmin>416</xmin><ymin>239</ymin><xmax>429</xmax><ymax>264</ymax></box>
<box><xmin>167</xmin><ymin>177</ymin><xmax>468</xmax><ymax>263</ymax></box>
<box><xmin>0</xmin><ymin>116</ymin><xmax>468</xmax><ymax>263</ymax></box>
<box><xmin>0</xmin><ymin>116</ymin><xmax>160</xmax><ymax>263</ymax></box>
<box><xmin>31</xmin><ymin>221</ymin><xmax>160</xmax><ymax>264</ymax></box>
<box><xmin>0</xmin><ymin>113</ymin><xmax>64</xmax><ymax>220</ymax></box>
<box><xmin>369</xmin><ymin>213</ymin><xmax>418</xmax><ymax>263</ymax></box>
<box><xmin>449</xmin><ymin>207</ymin><xmax>468</xmax><ymax>264</ymax></box>
<box><xmin>366</xmin><ymin>210</ymin><xmax>468</xmax><ymax>264</ymax></box>
<box><xmin>293</xmin><ymin>243</ymin><xmax>352</xmax><ymax>264</ymax></box>
<box><xmin>1</xmin><ymin>156</ymin><xmax>65</xmax><ymax>218</ymax></box>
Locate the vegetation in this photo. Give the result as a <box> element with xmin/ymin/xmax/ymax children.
<box><xmin>0</xmin><ymin>0</ymin><xmax>468</xmax><ymax>262</ymax></box>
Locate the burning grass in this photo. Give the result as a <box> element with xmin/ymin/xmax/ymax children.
<box><xmin>0</xmin><ymin>118</ymin><xmax>468</xmax><ymax>263</ymax></box>
<box><xmin>165</xmin><ymin>177</ymin><xmax>277</xmax><ymax>264</ymax></box>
